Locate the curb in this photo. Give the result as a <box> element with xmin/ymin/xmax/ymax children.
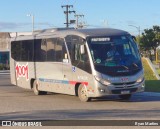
<box><xmin>0</xmin><ymin>70</ymin><xmax>10</xmax><ymax>73</ymax></box>
<box><xmin>0</xmin><ymin>70</ymin><xmax>10</xmax><ymax>75</ymax></box>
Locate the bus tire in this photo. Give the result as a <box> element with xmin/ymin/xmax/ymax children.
<box><xmin>78</xmin><ymin>84</ymin><xmax>91</xmax><ymax>102</ymax></box>
<box><xmin>119</xmin><ymin>94</ymin><xmax>132</xmax><ymax>100</ymax></box>
<box><xmin>33</xmin><ymin>80</ymin><xmax>47</xmax><ymax>95</ymax></box>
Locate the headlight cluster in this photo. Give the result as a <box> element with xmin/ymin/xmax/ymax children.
<box><xmin>94</xmin><ymin>76</ymin><xmax>111</xmax><ymax>86</ymax></box>
<box><xmin>136</xmin><ymin>77</ymin><xmax>144</xmax><ymax>83</ymax></box>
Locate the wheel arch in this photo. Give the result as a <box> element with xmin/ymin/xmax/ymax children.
<box><xmin>30</xmin><ymin>78</ymin><xmax>35</xmax><ymax>89</ymax></box>
<box><xmin>75</xmin><ymin>83</ymin><xmax>81</xmax><ymax>96</ymax></box>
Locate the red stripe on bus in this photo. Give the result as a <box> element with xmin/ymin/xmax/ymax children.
<box><xmin>69</xmin><ymin>81</ymin><xmax>88</xmax><ymax>86</ymax></box>
<box><xmin>69</xmin><ymin>81</ymin><xmax>77</xmax><ymax>85</ymax></box>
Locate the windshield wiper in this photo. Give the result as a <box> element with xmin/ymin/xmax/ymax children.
<box><xmin>132</xmin><ymin>63</ymin><xmax>139</xmax><ymax>68</ymax></box>
<box><xmin>121</xmin><ymin>65</ymin><xmax>129</xmax><ymax>70</ymax></box>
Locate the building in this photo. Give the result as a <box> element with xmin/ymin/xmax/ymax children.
<box><xmin>0</xmin><ymin>32</ymin><xmax>10</xmax><ymax>69</ymax></box>
<box><xmin>0</xmin><ymin>32</ymin><xmax>33</xmax><ymax>70</ymax></box>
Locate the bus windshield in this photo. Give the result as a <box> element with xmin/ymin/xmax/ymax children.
<box><xmin>88</xmin><ymin>36</ymin><xmax>142</xmax><ymax>76</ymax></box>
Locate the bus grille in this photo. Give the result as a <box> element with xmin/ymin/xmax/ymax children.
<box><xmin>112</xmin><ymin>81</ymin><xmax>136</xmax><ymax>88</ymax></box>
<box><xmin>111</xmin><ymin>88</ymin><xmax>138</xmax><ymax>94</ymax></box>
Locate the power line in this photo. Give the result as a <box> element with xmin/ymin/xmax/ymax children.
<box><xmin>74</xmin><ymin>14</ymin><xmax>84</xmax><ymax>28</ymax></box>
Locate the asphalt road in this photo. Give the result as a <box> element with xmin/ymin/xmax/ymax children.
<box><xmin>0</xmin><ymin>74</ymin><xmax>160</xmax><ymax>122</ymax></box>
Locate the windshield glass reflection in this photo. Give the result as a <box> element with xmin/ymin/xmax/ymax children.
<box><xmin>88</xmin><ymin>36</ymin><xmax>142</xmax><ymax>76</ymax></box>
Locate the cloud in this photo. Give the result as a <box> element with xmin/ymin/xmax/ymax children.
<box><xmin>0</xmin><ymin>22</ymin><xmax>30</xmax><ymax>30</ymax></box>
<box><xmin>0</xmin><ymin>22</ymin><xmax>53</xmax><ymax>31</ymax></box>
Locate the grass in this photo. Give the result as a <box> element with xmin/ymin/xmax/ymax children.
<box><xmin>0</xmin><ymin>64</ymin><xmax>4</xmax><ymax>70</ymax></box>
<box><xmin>157</xmin><ymin>69</ymin><xmax>160</xmax><ymax>75</ymax></box>
<box><xmin>142</xmin><ymin>58</ymin><xmax>157</xmax><ymax>80</ymax></box>
<box><xmin>145</xmin><ymin>80</ymin><xmax>160</xmax><ymax>92</ymax></box>
<box><xmin>142</xmin><ymin>58</ymin><xmax>160</xmax><ymax>92</ymax></box>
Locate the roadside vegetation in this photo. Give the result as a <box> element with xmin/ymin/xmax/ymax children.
<box><xmin>0</xmin><ymin>64</ymin><xmax>4</xmax><ymax>70</ymax></box>
<box><xmin>145</xmin><ymin>80</ymin><xmax>160</xmax><ymax>92</ymax></box>
<box><xmin>157</xmin><ymin>69</ymin><xmax>160</xmax><ymax>75</ymax></box>
<box><xmin>142</xmin><ymin>58</ymin><xmax>160</xmax><ymax>92</ymax></box>
<box><xmin>142</xmin><ymin>58</ymin><xmax>157</xmax><ymax>80</ymax></box>
<box><xmin>0</xmin><ymin>64</ymin><xmax>9</xmax><ymax>70</ymax></box>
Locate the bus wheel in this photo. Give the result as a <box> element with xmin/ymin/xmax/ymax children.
<box><xmin>33</xmin><ymin>80</ymin><xmax>47</xmax><ymax>95</ymax></box>
<box><xmin>119</xmin><ymin>94</ymin><xmax>132</xmax><ymax>100</ymax></box>
<box><xmin>78</xmin><ymin>84</ymin><xmax>91</xmax><ymax>102</ymax></box>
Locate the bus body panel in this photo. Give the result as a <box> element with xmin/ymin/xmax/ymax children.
<box><xmin>71</xmin><ymin>66</ymin><xmax>95</xmax><ymax>97</ymax></box>
<box><xmin>10</xmin><ymin>59</ymin><xmax>35</xmax><ymax>89</ymax></box>
<box><xmin>36</xmin><ymin>63</ymin><xmax>94</xmax><ymax>96</ymax></box>
<box><xmin>35</xmin><ymin>62</ymin><xmax>74</xmax><ymax>95</ymax></box>
<box><xmin>62</xmin><ymin>63</ymin><xmax>74</xmax><ymax>95</ymax></box>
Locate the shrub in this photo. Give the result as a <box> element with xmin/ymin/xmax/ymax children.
<box><xmin>0</xmin><ymin>64</ymin><xmax>3</xmax><ymax>70</ymax></box>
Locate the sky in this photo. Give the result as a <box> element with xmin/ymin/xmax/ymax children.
<box><xmin>0</xmin><ymin>0</ymin><xmax>160</xmax><ymax>35</ymax></box>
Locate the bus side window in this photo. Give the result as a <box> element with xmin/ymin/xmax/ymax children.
<box><xmin>55</xmin><ymin>38</ymin><xmax>67</xmax><ymax>62</ymax></box>
<box><xmin>35</xmin><ymin>39</ymin><xmax>46</xmax><ymax>62</ymax></box>
<box><xmin>11</xmin><ymin>40</ymin><xmax>34</xmax><ymax>62</ymax></box>
<box><xmin>46</xmin><ymin>38</ymin><xmax>57</xmax><ymax>62</ymax></box>
<box><xmin>66</xmin><ymin>35</ymin><xmax>91</xmax><ymax>74</ymax></box>
<box><xmin>74</xmin><ymin>44</ymin><xmax>91</xmax><ymax>73</ymax></box>
<box><xmin>11</xmin><ymin>41</ymin><xmax>21</xmax><ymax>61</ymax></box>
<box><xmin>74</xmin><ymin>44</ymin><xmax>89</xmax><ymax>62</ymax></box>
<box><xmin>41</xmin><ymin>39</ymin><xmax>47</xmax><ymax>61</ymax></box>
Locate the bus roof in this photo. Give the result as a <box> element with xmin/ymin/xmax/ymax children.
<box><xmin>11</xmin><ymin>28</ymin><xmax>130</xmax><ymax>41</ymax></box>
<box><xmin>61</xmin><ymin>28</ymin><xmax>129</xmax><ymax>38</ymax></box>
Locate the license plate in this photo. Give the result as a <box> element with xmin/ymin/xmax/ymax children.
<box><xmin>121</xmin><ymin>90</ymin><xmax>130</xmax><ymax>94</ymax></box>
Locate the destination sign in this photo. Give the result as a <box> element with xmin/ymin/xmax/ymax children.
<box><xmin>91</xmin><ymin>38</ymin><xmax>110</xmax><ymax>42</ymax></box>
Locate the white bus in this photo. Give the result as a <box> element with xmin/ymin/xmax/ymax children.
<box><xmin>10</xmin><ymin>28</ymin><xmax>145</xmax><ymax>102</ymax></box>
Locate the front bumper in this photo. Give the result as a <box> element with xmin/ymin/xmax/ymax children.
<box><xmin>91</xmin><ymin>79</ymin><xmax>145</xmax><ymax>97</ymax></box>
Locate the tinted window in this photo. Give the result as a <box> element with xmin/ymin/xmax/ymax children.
<box><xmin>66</xmin><ymin>35</ymin><xmax>91</xmax><ymax>74</ymax></box>
<box><xmin>11</xmin><ymin>38</ymin><xmax>66</xmax><ymax>62</ymax></box>
<box><xmin>35</xmin><ymin>38</ymin><xmax>66</xmax><ymax>62</ymax></box>
<box><xmin>55</xmin><ymin>38</ymin><xmax>63</xmax><ymax>62</ymax></box>
<box><xmin>11</xmin><ymin>40</ymin><xmax>34</xmax><ymax>61</ymax></box>
<box><xmin>47</xmin><ymin>38</ymin><xmax>57</xmax><ymax>61</ymax></box>
<box><xmin>35</xmin><ymin>39</ymin><xmax>46</xmax><ymax>61</ymax></box>
<box><xmin>11</xmin><ymin>41</ymin><xmax>21</xmax><ymax>61</ymax></box>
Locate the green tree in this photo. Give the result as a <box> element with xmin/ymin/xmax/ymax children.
<box><xmin>139</xmin><ymin>25</ymin><xmax>160</xmax><ymax>57</ymax></box>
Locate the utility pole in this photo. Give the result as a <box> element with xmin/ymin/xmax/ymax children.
<box><xmin>129</xmin><ymin>25</ymin><xmax>141</xmax><ymax>38</ymax></box>
<box><xmin>61</xmin><ymin>5</ymin><xmax>76</xmax><ymax>28</ymax></box>
<box><xmin>74</xmin><ymin>14</ymin><xmax>84</xmax><ymax>28</ymax></box>
<box><xmin>27</xmin><ymin>14</ymin><xmax>34</xmax><ymax>33</ymax></box>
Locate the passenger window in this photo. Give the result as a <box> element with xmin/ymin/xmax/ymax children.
<box><xmin>55</xmin><ymin>38</ymin><xmax>62</xmax><ymax>62</ymax></box>
<box><xmin>46</xmin><ymin>38</ymin><xmax>57</xmax><ymax>61</ymax></box>
<box><xmin>11</xmin><ymin>40</ymin><xmax>34</xmax><ymax>62</ymax></box>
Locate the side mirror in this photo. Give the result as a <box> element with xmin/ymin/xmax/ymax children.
<box><xmin>80</xmin><ymin>45</ymin><xmax>85</xmax><ymax>54</ymax></box>
<box><xmin>132</xmin><ymin>36</ymin><xmax>137</xmax><ymax>41</ymax></box>
<box><xmin>63</xmin><ymin>53</ymin><xmax>69</xmax><ymax>63</ymax></box>
<box><xmin>64</xmin><ymin>53</ymin><xmax>68</xmax><ymax>59</ymax></box>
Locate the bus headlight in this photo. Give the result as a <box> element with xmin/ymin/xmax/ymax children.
<box><xmin>136</xmin><ymin>77</ymin><xmax>144</xmax><ymax>83</ymax></box>
<box><xmin>94</xmin><ymin>76</ymin><xmax>111</xmax><ymax>86</ymax></box>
